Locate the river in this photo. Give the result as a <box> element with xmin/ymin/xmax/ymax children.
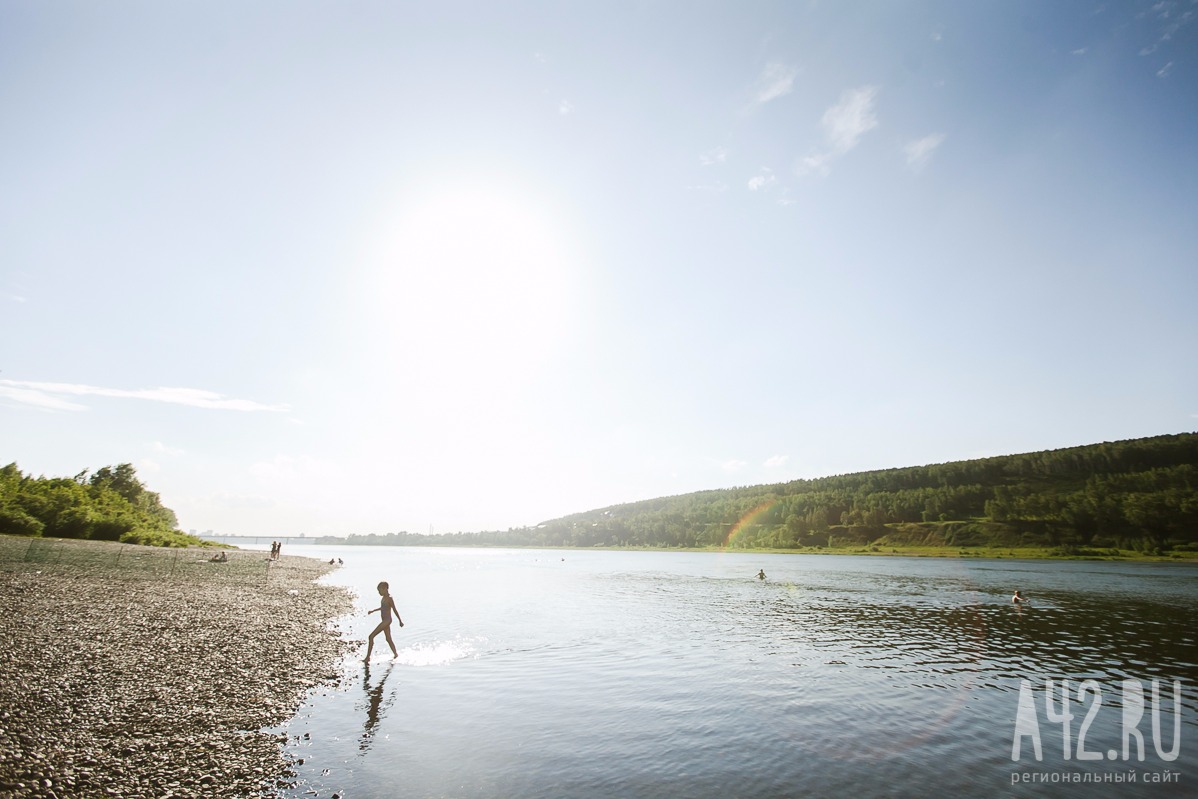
<box><xmin>264</xmin><ymin>547</ymin><xmax>1197</xmax><ymax>798</ymax></box>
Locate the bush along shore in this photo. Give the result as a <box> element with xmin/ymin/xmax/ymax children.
<box><xmin>0</xmin><ymin>536</ymin><xmax>354</xmax><ymax>799</ymax></box>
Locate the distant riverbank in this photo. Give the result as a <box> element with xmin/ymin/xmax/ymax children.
<box><xmin>216</xmin><ymin>535</ymin><xmax>1198</xmax><ymax>563</ymax></box>
<box><xmin>0</xmin><ymin>535</ymin><xmax>353</xmax><ymax>799</ymax></box>
<box><xmin>699</xmin><ymin>543</ymin><xmax>1198</xmax><ymax>561</ymax></box>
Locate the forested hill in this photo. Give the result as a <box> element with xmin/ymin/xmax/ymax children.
<box><xmin>342</xmin><ymin>433</ymin><xmax>1198</xmax><ymax>553</ymax></box>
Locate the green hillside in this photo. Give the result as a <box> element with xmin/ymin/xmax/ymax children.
<box><xmin>533</xmin><ymin>432</ymin><xmax>1198</xmax><ymax>554</ymax></box>
<box><xmin>337</xmin><ymin>433</ymin><xmax>1198</xmax><ymax>556</ymax></box>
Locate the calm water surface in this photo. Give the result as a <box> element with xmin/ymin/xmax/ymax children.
<box><xmin>268</xmin><ymin>547</ymin><xmax>1198</xmax><ymax>798</ymax></box>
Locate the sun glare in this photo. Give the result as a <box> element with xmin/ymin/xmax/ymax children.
<box><xmin>367</xmin><ymin>184</ymin><xmax>579</xmax><ymax>387</ymax></box>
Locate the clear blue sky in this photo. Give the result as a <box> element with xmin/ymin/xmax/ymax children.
<box><xmin>2</xmin><ymin>1</ymin><xmax>1195</xmax><ymax>537</ymax></box>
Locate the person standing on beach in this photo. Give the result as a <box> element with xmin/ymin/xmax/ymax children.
<box><xmin>365</xmin><ymin>581</ymin><xmax>404</xmax><ymax>662</ymax></box>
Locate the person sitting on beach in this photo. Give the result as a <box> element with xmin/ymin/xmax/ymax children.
<box><xmin>209</xmin><ymin>551</ymin><xmax>227</xmax><ymax>562</ymax></box>
<box><xmin>1012</xmin><ymin>589</ymin><xmax>1028</xmax><ymax>605</ymax></box>
<box><xmin>757</xmin><ymin>570</ymin><xmax>766</xmax><ymax>581</ymax></box>
<box><xmin>365</xmin><ymin>581</ymin><xmax>404</xmax><ymax>662</ymax></box>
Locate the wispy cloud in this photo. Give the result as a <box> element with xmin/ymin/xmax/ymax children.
<box><xmin>905</xmin><ymin>133</ymin><xmax>946</xmax><ymax>171</ymax></box>
<box><xmin>0</xmin><ymin>379</ymin><xmax>289</xmax><ymax>413</ymax></box>
<box><xmin>0</xmin><ymin>384</ymin><xmax>87</xmax><ymax>411</ymax></box>
<box><xmin>250</xmin><ymin>453</ymin><xmax>338</xmax><ymax>484</ymax></box>
<box><xmin>1138</xmin><ymin>2</ymin><xmax>1196</xmax><ymax>58</ymax></box>
<box><xmin>764</xmin><ymin>454</ymin><xmax>789</xmax><ymax>468</ymax></box>
<box><xmin>797</xmin><ymin>86</ymin><xmax>879</xmax><ymax>176</ymax></box>
<box><xmin>753</xmin><ymin>62</ymin><xmax>798</xmax><ymax>105</ymax></box>
<box><xmin>1157</xmin><ymin>60</ymin><xmax>1175</xmax><ymax>78</ymax></box>
<box><xmin>823</xmin><ymin>86</ymin><xmax>879</xmax><ymax>152</ymax></box>
<box><xmin>3</xmin><ymin>271</ymin><xmax>31</xmax><ymax>303</ymax></box>
<box><xmin>797</xmin><ymin>151</ymin><xmax>834</xmax><ymax>176</ymax></box>
<box><xmin>748</xmin><ymin>168</ymin><xmax>777</xmax><ymax>191</ymax></box>
<box><xmin>700</xmin><ymin>147</ymin><xmax>728</xmax><ymax>166</ymax></box>
<box><xmin>151</xmin><ymin>440</ymin><xmax>186</xmax><ymax>457</ymax></box>
<box><xmin>558</xmin><ymin>100</ymin><xmax>575</xmax><ymax>116</ymax></box>
<box><xmin>722</xmin><ymin>458</ymin><xmax>748</xmax><ymax>473</ymax></box>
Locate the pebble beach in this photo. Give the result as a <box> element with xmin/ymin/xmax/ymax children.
<box><xmin>0</xmin><ymin>537</ymin><xmax>353</xmax><ymax>799</ymax></box>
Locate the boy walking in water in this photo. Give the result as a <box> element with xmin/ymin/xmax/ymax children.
<box><xmin>365</xmin><ymin>581</ymin><xmax>404</xmax><ymax>662</ymax></box>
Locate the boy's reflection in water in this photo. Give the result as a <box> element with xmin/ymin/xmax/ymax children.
<box><xmin>359</xmin><ymin>662</ymin><xmax>397</xmax><ymax>753</ymax></box>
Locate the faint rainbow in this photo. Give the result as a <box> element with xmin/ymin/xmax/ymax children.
<box><xmin>722</xmin><ymin>500</ymin><xmax>781</xmax><ymax>549</ymax></box>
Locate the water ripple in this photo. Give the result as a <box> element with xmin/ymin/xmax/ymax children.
<box><xmin>283</xmin><ymin>549</ymin><xmax>1198</xmax><ymax>799</ymax></box>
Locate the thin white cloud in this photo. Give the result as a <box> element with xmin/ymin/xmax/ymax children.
<box><xmin>796</xmin><ymin>86</ymin><xmax>879</xmax><ymax>177</ymax></box>
<box><xmin>1157</xmin><ymin>60</ymin><xmax>1175</xmax><ymax>77</ymax></box>
<box><xmin>250</xmin><ymin>454</ymin><xmax>337</xmax><ymax>484</ymax></box>
<box><xmin>722</xmin><ymin>458</ymin><xmax>748</xmax><ymax>472</ymax></box>
<box><xmin>0</xmin><ymin>379</ymin><xmax>289</xmax><ymax>412</ymax></box>
<box><xmin>905</xmin><ymin>133</ymin><xmax>946</xmax><ymax>171</ymax></box>
<box><xmin>748</xmin><ymin>168</ymin><xmax>777</xmax><ymax>191</ymax></box>
<box><xmin>558</xmin><ymin>100</ymin><xmax>574</xmax><ymax>116</ymax></box>
<box><xmin>151</xmin><ymin>440</ymin><xmax>186</xmax><ymax>457</ymax></box>
<box><xmin>700</xmin><ymin>147</ymin><xmax>728</xmax><ymax>166</ymax></box>
<box><xmin>764</xmin><ymin>454</ymin><xmax>790</xmax><ymax>468</ymax></box>
<box><xmin>797</xmin><ymin>151</ymin><xmax>834</xmax><ymax>177</ymax></box>
<box><xmin>823</xmin><ymin>86</ymin><xmax>879</xmax><ymax>153</ymax></box>
<box><xmin>754</xmin><ymin>62</ymin><xmax>798</xmax><ymax>105</ymax></box>
<box><xmin>1138</xmin><ymin>2</ymin><xmax>1196</xmax><ymax>58</ymax></box>
<box><xmin>0</xmin><ymin>384</ymin><xmax>87</xmax><ymax>411</ymax></box>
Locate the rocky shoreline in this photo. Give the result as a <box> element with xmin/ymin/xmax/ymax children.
<box><xmin>0</xmin><ymin>538</ymin><xmax>354</xmax><ymax>799</ymax></box>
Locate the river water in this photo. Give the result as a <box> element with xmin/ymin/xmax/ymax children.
<box><xmin>267</xmin><ymin>547</ymin><xmax>1197</xmax><ymax>798</ymax></box>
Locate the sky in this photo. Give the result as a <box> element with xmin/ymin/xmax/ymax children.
<box><xmin>2</xmin><ymin>1</ymin><xmax>1196</xmax><ymax>537</ymax></box>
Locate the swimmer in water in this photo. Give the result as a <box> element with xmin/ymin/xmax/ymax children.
<box><xmin>365</xmin><ymin>581</ymin><xmax>404</xmax><ymax>662</ymax></box>
<box><xmin>1012</xmin><ymin>589</ymin><xmax>1028</xmax><ymax>606</ymax></box>
<box><xmin>757</xmin><ymin>570</ymin><xmax>766</xmax><ymax>581</ymax></box>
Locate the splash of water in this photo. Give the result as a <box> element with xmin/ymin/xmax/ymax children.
<box><xmin>394</xmin><ymin>638</ymin><xmax>478</xmax><ymax>667</ymax></box>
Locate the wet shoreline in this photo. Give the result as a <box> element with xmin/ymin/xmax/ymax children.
<box><xmin>0</xmin><ymin>538</ymin><xmax>354</xmax><ymax>799</ymax></box>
